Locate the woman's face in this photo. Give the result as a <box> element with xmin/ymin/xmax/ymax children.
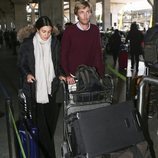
<box><xmin>37</xmin><ymin>26</ymin><xmax>52</xmax><ymax>41</ymax></box>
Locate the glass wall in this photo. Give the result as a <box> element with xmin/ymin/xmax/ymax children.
<box><xmin>64</xmin><ymin>1</ymin><xmax>70</xmax><ymax>24</ymax></box>
<box><xmin>120</xmin><ymin>9</ymin><xmax>152</xmax><ymax>31</ymax></box>
<box><xmin>26</xmin><ymin>3</ymin><xmax>39</xmax><ymax>24</ymax></box>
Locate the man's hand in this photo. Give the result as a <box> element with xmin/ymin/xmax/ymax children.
<box><xmin>66</xmin><ymin>76</ymin><xmax>76</xmax><ymax>84</ymax></box>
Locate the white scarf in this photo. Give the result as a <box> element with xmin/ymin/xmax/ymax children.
<box><xmin>33</xmin><ymin>32</ymin><xmax>55</xmax><ymax>103</ymax></box>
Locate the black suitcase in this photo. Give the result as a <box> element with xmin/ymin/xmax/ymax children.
<box><xmin>71</xmin><ymin>101</ymin><xmax>145</xmax><ymax>157</ymax></box>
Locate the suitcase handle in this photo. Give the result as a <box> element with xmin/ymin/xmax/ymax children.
<box><xmin>132</xmin><ymin>110</ymin><xmax>142</xmax><ymax>131</ymax></box>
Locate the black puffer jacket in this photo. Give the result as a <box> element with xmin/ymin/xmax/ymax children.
<box><xmin>18</xmin><ymin>34</ymin><xmax>63</xmax><ymax>105</ymax></box>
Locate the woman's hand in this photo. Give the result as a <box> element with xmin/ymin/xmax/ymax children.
<box><xmin>27</xmin><ymin>74</ymin><xmax>36</xmax><ymax>83</ymax></box>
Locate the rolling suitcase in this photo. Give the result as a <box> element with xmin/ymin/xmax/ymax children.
<box><xmin>17</xmin><ymin>90</ymin><xmax>39</xmax><ymax>158</ymax></box>
<box><xmin>71</xmin><ymin>101</ymin><xmax>147</xmax><ymax>158</ymax></box>
<box><xmin>118</xmin><ymin>50</ymin><xmax>128</xmax><ymax>70</ymax></box>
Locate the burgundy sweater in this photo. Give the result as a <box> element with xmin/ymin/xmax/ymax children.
<box><xmin>60</xmin><ymin>23</ymin><xmax>105</xmax><ymax>77</ymax></box>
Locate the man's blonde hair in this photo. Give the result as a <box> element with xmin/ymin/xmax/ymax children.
<box><xmin>74</xmin><ymin>1</ymin><xmax>93</xmax><ymax>15</ymax></box>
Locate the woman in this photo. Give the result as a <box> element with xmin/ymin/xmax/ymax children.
<box><xmin>18</xmin><ymin>16</ymin><xmax>64</xmax><ymax>158</ymax></box>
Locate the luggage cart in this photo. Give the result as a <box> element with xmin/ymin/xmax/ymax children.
<box><xmin>61</xmin><ymin>74</ymin><xmax>114</xmax><ymax>158</ymax></box>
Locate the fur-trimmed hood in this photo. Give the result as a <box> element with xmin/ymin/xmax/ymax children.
<box><xmin>17</xmin><ymin>25</ymin><xmax>36</xmax><ymax>43</ymax></box>
<box><xmin>17</xmin><ymin>25</ymin><xmax>61</xmax><ymax>43</ymax></box>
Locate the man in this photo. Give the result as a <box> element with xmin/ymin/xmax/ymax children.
<box><xmin>60</xmin><ymin>0</ymin><xmax>105</xmax><ymax>84</ymax></box>
<box><xmin>126</xmin><ymin>22</ymin><xmax>144</xmax><ymax>72</ymax></box>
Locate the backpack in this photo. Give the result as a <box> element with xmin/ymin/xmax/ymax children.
<box><xmin>72</xmin><ymin>65</ymin><xmax>105</xmax><ymax>103</ymax></box>
<box><xmin>144</xmin><ymin>28</ymin><xmax>158</xmax><ymax>66</ymax></box>
<box><xmin>75</xmin><ymin>65</ymin><xmax>104</xmax><ymax>92</ymax></box>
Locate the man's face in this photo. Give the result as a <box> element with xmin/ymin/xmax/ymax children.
<box><xmin>77</xmin><ymin>7</ymin><xmax>92</xmax><ymax>25</ymax></box>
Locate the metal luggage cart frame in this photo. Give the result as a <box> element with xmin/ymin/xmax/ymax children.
<box><xmin>61</xmin><ymin>74</ymin><xmax>114</xmax><ymax>158</ymax></box>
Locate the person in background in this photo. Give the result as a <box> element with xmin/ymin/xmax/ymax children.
<box><xmin>60</xmin><ymin>0</ymin><xmax>105</xmax><ymax>84</ymax></box>
<box><xmin>18</xmin><ymin>16</ymin><xmax>64</xmax><ymax>158</ymax></box>
<box><xmin>3</xmin><ymin>29</ymin><xmax>10</xmax><ymax>48</ymax></box>
<box><xmin>55</xmin><ymin>23</ymin><xmax>64</xmax><ymax>42</ymax></box>
<box><xmin>144</xmin><ymin>22</ymin><xmax>158</xmax><ymax>42</ymax></box>
<box><xmin>126</xmin><ymin>22</ymin><xmax>144</xmax><ymax>72</ymax></box>
<box><xmin>10</xmin><ymin>28</ymin><xmax>18</xmax><ymax>55</ymax></box>
<box><xmin>0</xmin><ymin>29</ymin><xmax>3</xmax><ymax>48</ymax></box>
<box><xmin>64</xmin><ymin>22</ymin><xmax>73</xmax><ymax>29</ymax></box>
<box><xmin>109</xmin><ymin>29</ymin><xmax>122</xmax><ymax>68</ymax></box>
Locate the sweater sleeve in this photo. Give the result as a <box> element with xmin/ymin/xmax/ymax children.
<box><xmin>60</xmin><ymin>29</ymin><xmax>71</xmax><ymax>76</ymax></box>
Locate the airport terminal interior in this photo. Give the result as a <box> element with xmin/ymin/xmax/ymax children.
<box><xmin>1</xmin><ymin>37</ymin><xmax>158</xmax><ymax>158</ymax></box>
<box><xmin>0</xmin><ymin>0</ymin><xmax>158</xmax><ymax>158</ymax></box>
